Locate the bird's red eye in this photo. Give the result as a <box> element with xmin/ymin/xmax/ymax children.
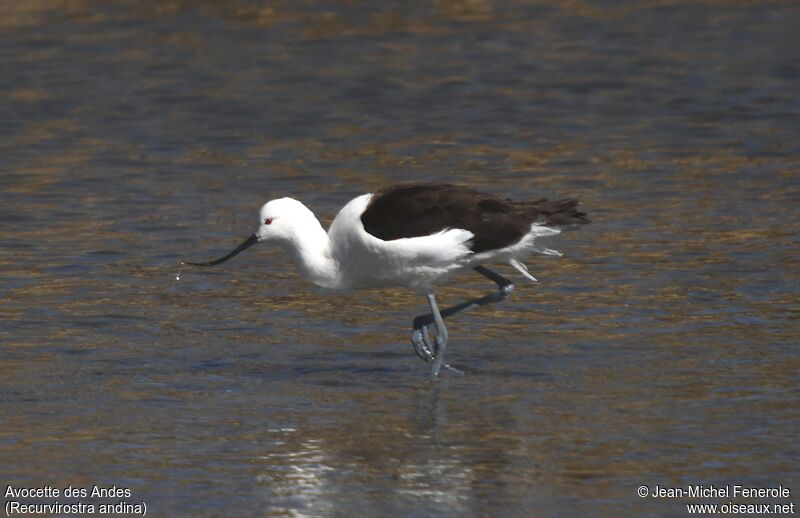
<box><xmin>264</xmin><ymin>218</ymin><xmax>273</xmax><ymax>225</ymax></box>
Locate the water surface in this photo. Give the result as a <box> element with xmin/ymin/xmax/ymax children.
<box><xmin>1</xmin><ymin>1</ymin><xmax>799</xmax><ymax>516</ymax></box>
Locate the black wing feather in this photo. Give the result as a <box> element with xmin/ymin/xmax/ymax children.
<box><xmin>360</xmin><ymin>183</ymin><xmax>589</xmax><ymax>253</ymax></box>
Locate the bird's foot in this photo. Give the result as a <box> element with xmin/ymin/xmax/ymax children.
<box><xmin>411</xmin><ymin>322</ymin><xmax>436</xmax><ymax>362</ymax></box>
<box><xmin>411</xmin><ymin>327</ymin><xmax>462</xmax><ymax>376</ymax></box>
<box><xmin>411</xmin><ymin>310</ymin><xmax>450</xmax><ymax>364</ymax></box>
<box><xmin>412</xmin><ymin>317</ymin><xmax>455</xmax><ymax>379</ymax></box>
<box><xmin>440</xmin><ymin>363</ymin><xmax>464</xmax><ymax>376</ymax></box>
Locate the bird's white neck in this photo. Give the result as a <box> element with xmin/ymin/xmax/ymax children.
<box><xmin>279</xmin><ymin>217</ymin><xmax>340</xmax><ymax>289</ymax></box>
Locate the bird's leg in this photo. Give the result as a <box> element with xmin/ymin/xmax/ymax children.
<box><xmin>411</xmin><ymin>295</ymin><xmax>443</xmax><ymax>364</ymax></box>
<box><xmin>411</xmin><ymin>323</ymin><xmax>436</xmax><ymax>362</ymax></box>
<box><xmin>474</xmin><ymin>266</ymin><xmax>516</xmax><ymax>296</ymax></box>
<box><xmin>410</xmin><ymin>267</ymin><xmax>515</xmax><ymax>368</ymax></box>
<box><xmin>426</xmin><ymin>294</ymin><xmax>449</xmax><ymax>377</ymax></box>
<box><xmin>411</xmin><ymin>294</ymin><xmax>461</xmax><ymax>377</ymax></box>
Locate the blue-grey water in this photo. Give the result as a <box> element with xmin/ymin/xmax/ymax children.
<box><xmin>1</xmin><ymin>1</ymin><xmax>799</xmax><ymax>516</ymax></box>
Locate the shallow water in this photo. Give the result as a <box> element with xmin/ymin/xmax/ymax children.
<box><xmin>1</xmin><ymin>1</ymin><xmax>799</xmax><ymax>516</ymax></box>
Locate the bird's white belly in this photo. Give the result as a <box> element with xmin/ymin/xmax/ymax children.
<box><xmin>330</xmin><ymin>236</ymin><xmax>462</xmax><ymax>291</ymax></box>
<box><xmin>327</xmin><ymin>195</ymin><xmax>474</xmax><ymax>292</ymax></box>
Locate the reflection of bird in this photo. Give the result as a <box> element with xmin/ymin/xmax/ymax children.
<box><xmin>185</xmin><ymin>183</ymin><xmax>589</xmax><ymax>377</ymax></box>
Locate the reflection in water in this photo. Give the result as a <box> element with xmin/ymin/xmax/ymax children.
<box><xmin>257</xmin><ymin>432</ymin><xmax>336</xmax><ymax>517</ymax></box>
<box><xmin>1</xmin><ymin>0</ymin><xmax>799</xmax><ymax>516</ymax></box>
<box><xmin>254</xmin><ymin>383</ymin><xmax>487</xmax><ymax>515</ymax></box>
<box><xmin>402</xmin><ymin>381</ymin><xmax>473</xmax><ymax>510</ymax></box>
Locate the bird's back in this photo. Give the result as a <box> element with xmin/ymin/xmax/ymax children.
<box><xmin>361</xmin><ymin>183</ymin><xmax>589</xmax><ymax>253</ymax></box>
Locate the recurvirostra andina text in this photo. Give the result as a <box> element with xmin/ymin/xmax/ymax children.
<box><xmin>185</xmin><ymin>183</ymin><xmax>589</xmax><ymax>377</ymax></box>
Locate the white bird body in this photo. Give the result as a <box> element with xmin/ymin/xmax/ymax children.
<box><xmin>259</xmin><ymin>193</ymin><xmax>561</xmax><ymax>293</ymax></box>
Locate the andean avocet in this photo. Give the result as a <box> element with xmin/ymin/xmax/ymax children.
<box><xmin>185</xmin><ymin>183</ymin><xmax>589</xmax><ymax>377</ymax></box>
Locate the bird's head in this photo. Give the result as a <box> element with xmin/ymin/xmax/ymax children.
<box><xmin>255</xmin><ymin>197</ymin><xmax>315</xmax><ymax>243</ymax></box>
<box><xmin>184</xmin><ymin>197</ymin><xmax>316</xmax><ymax>267</ymax></box>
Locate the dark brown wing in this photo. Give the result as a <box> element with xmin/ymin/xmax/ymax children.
<box><xmin>360</xmin><ymin>183</ymin><xmax>589</xmax><ymax>253</ymax></box>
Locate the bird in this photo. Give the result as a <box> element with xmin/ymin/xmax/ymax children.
<box><xmin>185</xmin><ymin>183</ymin><xmax>589</xmax><ymax>377</ymax></box>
